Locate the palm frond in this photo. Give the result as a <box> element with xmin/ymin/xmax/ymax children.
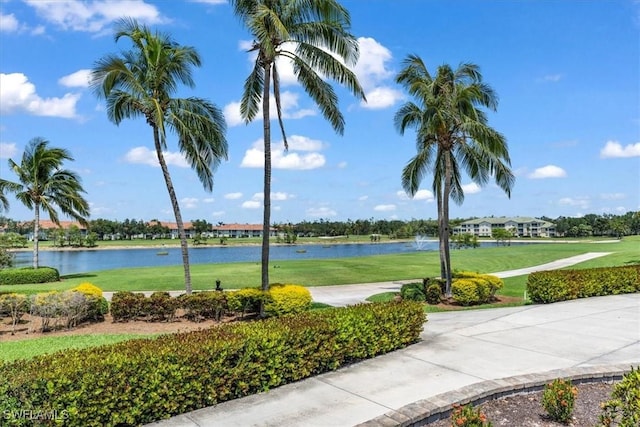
<box><xmin>167</xmin><ymin>98</ymin><xmax>229</xmax><ymax>192</ymax></box>
<box><xmin>241</xmin><ymin>62</ymin><xmax>264</xmax><ymax>123</ymax></box>
<box><xmin>271</xmin><ymin>64</ymin><xmax>289</xmax><ymax>150</ymax></box>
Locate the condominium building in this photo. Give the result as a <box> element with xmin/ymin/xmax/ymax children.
<box><xmin>453</xmin><ymin>217</ymin><xmax>556</xmax><ymax>238</ymax></box>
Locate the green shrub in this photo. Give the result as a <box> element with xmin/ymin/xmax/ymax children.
<box><xmin>0</xmin><ymin>301</ymin><xmax>425</xmax><ymax>427</ymax></box>
<box><xmin>451</xmin><ymin>279</ymin><xmax>486</xmax><ymax>306</ymax></box>
<box><xmin>454</xmin><ymin>272</ymin><xmax>503</xmax><ymax>298</ymax></box>
<box><xmin>73</xmin><ymin>283</ymin><xmax>108</xmax><ymax>321</ymax></box>
<box><xmin>226</xmin><ymin>287</ymin><xmax>267</xmax><ymax>316</ymax></box>
<box><xmin>180</xmin><ymin>291</ymin><xmax>226</xmax><ymax>322</ymax></box>
<box><xmin>542</xmin><ymin>378</ymin><xmax>577</xmax><ymax>424</ymax></box>
<box><xmin>450</xmin><ymin>403</ymin><xmax>493</xmax><ymax>426</ymax></box>
<box><xmin>110</xmin><ymin>291</ymin><xmax>146</xmax><ymax>322</ymax></box>
<box><xmin>0</xmin><ymin>267</ymin><xmax>59</xmax><ymax>285</ymax></box>
<box><xmin>425</xmin><ymin>283</ymin><xmax>442</xmax><ymax>304</ymax></box>
<box><xmin>527</xmin><ymin>265</ymin><xmax>640</xmax><ymax>304</ymax></box>
<box><xmin>599</xmin><ymin>366</ymin><xmax>640</xmax><ymax>427</ymax></box>
<box><xmin>146</xmin><ymin>291</ymin><xmax>179</xmax><ymax>322</ymax></box>
<box><xmin>400</xmin><ymin>282</ymin><xmax>426</xmax><ymax>302</ymax></box>
<box><xmin>264</xmin><ymin>284</ymin><xmax>312</xmax><ymax>317</ymax></box>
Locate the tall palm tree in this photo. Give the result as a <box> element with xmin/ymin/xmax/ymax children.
<box><xmin>0</xmin><ymin>137</ymin><xmax>90</xmax><ymax>268</ymax></box>
<box><xmin>394</xmin><ymin>55</ymin><xmax>515</xmax><ymax>296</ymax></box>
<box><xmin>230</xmin><ymin>0</ymin><xmax>365</xmax><ymax>293</ymax></box>
<box><xmin>91</xmin><ymin>18</ymin><xmax>228</xmax><ymax>294</ymax></box>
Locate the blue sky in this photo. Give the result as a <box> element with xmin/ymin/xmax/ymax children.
<box><xmin>1</xmin><ymin>0</ymin><xmax>638</xmax><ymax>225</ymax></box>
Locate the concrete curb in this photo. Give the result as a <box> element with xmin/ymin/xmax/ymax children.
<box><xmin>355</xmin><ymin>364</ymin><xmax>632</xmax><ymax>427</ymax></box>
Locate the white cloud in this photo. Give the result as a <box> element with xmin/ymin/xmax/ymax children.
<box><xmin>353</xmin><ymin>37</ymin><xmax>402</xmax><ymax>110</ymax></box>
<box><xmin>58</xmin><ymin>69</ymin><xmax>91</xmax><ymax>88</ymax></box>
<box><xmin>123</xmin><ymin>146</ymin><xmax>189</xmax><ymax>168</ymax></box>
<box><xmin>538</xmin><ymin>74</ymin><xmax>564</xmax><ymax>83</ymax></box>
<box><xmin>0</xmin><ymin>142</ymin><xmax>17</xmax><ymax>159</ymax></box>
<box><xmin>0</xmin><ymin>13</ymin><xmax>19</xmax><ymax>32</ymax></box>
<box><xmin>397</xmin><ymin>189</ymin><xmax>434</xmax><ymax>201</ymax></box>
<box><xmin>271</xmin><ymin>192</ymin><xmax>292</xmax><ymax>201</ymax></box>
<box><xmin>287</xmin><ymin>135</ymin><xmax>325</xmax><ymax>151</ymax></box>
<box><xmin>361</xmin><ymin>86</ymin><xmax>404</xmax><ymax>110</ymax></box>
<box><xmin>224</xmin><ymin>192</ymin><xmax>243</xmax><ymax>200</ymax></box>
<box><xmin>558</xmin><ymin>197</ymin><xmax>590</xmax><ymax>210</ymax></box>
<box><xmin>249</xmin><ymin>192</ymin><xmax>293</xmax><ymax>201</ymax></box>
<box><xmin>241</xmin><ymin>200</ymin><xmax>261</xmax><ymax>209</ymax></box>
<box><xmin>338</xmin><ymin>161</ymin><xmax>348</xmax><ymax>168</ymax></box>
<box><xmin>306</xmin><ymin>206</ymin><xmax>337</xmax><ymax>217</ymax></box>
<box><xmin>211</xmin><ymin>210</ymin><xmax>225</xmax><ymax>217</ymax></box>
<box><xmin>353</xmin><ymin>37</ymin><xmax>393</xmax><ymax>90</ymax></box>
<box><xmin>527</xmin><ymin>165</ymin><xmax>567</xmax><ymax>179</ymax></box>
<box><xmin>600</xmin><ymin>140</ymin><xmax>640</xmax><ymax>158</ymax></box>
<box><xmin>224</xmin><ymin>91</ymin><xmax>315</xmax><ymax>127</ymax></box>
<box><xmin>203</xmin><ymin>198</ymin><xmax>215</xmax><ymax>203</ymax></box>
<box><xmin>0</xmin><ymin>73</ymin><xmax>80</xmax><ymax>118</ymax></box>
<box><xmin>181</xmin><ymin>197</ymin><xmax>198</xmax><ymax>209</ymax></box>
<box><xmin>358</xmin><ymin>195</ymin><xmax>369</xmax><ymax>201</ymax></box>
<box><xmin>374</xmin><ymin>204</ymin><xmax>396</xmax><ymax>212</ymax></box>
<box><xmin>600</xmin><ymin>193</ymin><xmax>626</xmax><ymax>200</ymax></box>
<box><xmin>24</xmin><ymin>0</ymin><xmax>165</xmax><ymax>33</ymax></box>
<box><xmin>462</xmin><ymin>183</ymin><xmax>482</xmax><ymax>194</ymax></box>
<box><xmin>241</xmin><ymin>137</ymin><xmax>326</xmax><ymax>170</ymax></box>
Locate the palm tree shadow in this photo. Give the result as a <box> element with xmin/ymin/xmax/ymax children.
<box><xmin>62</xmin><ymin>273</ymin><xmax>97</xmax><ymax>280</ymax></box>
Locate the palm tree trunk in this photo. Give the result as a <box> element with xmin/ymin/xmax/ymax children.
<box><xmin>442</xmin><ymin>150</ymin><xmax>453</xmax><ymax>296</ymax></box>
<box><xmin>261</xmin><ymin>64</ymin><xmax>272</xmax><ymax>299</ymax></box>
<box><xmin>152</xmin><ymin>126</ymin><xmax>193</xmax><ymax>294</ymax></box>
<box><xmin>33</xmin><ymin>204</ymin><xmax>40</xmax><ymax>269</ymax></box>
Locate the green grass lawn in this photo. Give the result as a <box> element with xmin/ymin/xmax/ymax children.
<box><xmin>2</xmin><ymin>236</ymin><xmax>637</xmax><ymax>361</ymax></box>
<box><xmin>3</xmin><ymin>237</ymin><xmax>637</xmax><ymax>295</ymax></box>
<box><xmin>0</xmin><ymin>333</ymin><xmax>159</xmax><ymax>362</ymax></box>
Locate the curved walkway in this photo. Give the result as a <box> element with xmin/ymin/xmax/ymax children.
<box><xmin>149</xmin><ymin>293</ymin><xmax>640</xmax><ymax>427</ymax></box>
<box><xmin>104</xmin><ymin>252</ymin><xmax>612</xmax><ymax>305</ymax></box>
<box><xmin>305</xmin><ymin>252</ymin><xmax>612</xmax><ymax>306</ymax></box>
<box><xmin>146</xmin><ymin>252</ymin><xmax>640</xmax><ymax>427</ymax></box>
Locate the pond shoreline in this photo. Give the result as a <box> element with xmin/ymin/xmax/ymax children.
<box><xmin>7</xmin><ymin>237</ymin><xmax>616</xmax><ymax>253</ymax></box>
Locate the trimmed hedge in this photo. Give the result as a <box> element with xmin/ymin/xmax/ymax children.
<box><xmin>526</xmin><ymin>265</ymin><xmax>640</xmax><ymax>303</ymax></box>
<box><xmin>0</xmin><ymin>267</ymin><xmax>60</xmax><ymax>285</ymax></box>
<box><xmin>400</xmin><ymin>282</ymin><xmax>426</xmax><ymax>302</ymax></box>
<box><xmin>0</xmin><ymin>301</ymin><xmax>425</xmax><ymax>426</ymax></box>
<box><xmin>264</xmin><ymin>284</ymin><xmax>312</xmax><ymax>317</ymax></box>
<box><xmin>451</xmin><ymin>272</ymin><xmax>504</xmax><ymax>306</ymax></box>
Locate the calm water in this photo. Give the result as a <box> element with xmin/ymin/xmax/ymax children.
<box><xmin>13</xmin><ymin>240</ymin><xmax>524</xmax><ymax>275</ymax></box>
<box><xmin>13</xmin><ymin>241</ymin><xmax>439</xmax><ymax>275</ymax></box>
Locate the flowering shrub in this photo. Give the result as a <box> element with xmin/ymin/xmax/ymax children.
<box><xmin>599</xmin><ymin>366</ymin><xmax>640</xmax><ymax>427</ymax></box>
<box><xmin>73</xmin><ymin>282</ymin><xmax>103</xmax><ymax>298</ymax></box>
<box><xmin>450</xmin><ymin>403</ymin><xmax>493</xmax><ymax>426</ymax></box>
<box><xmin>542</xmin><ymin>378</ymin><xmax>577</xmax><ymax>424</ymax></box>
<box><xmin>265</xmin><ymin>284</ymin><xmax>312</xmax><ymax>317</ymax></box>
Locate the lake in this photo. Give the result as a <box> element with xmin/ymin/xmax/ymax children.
<box><xmin>12</xmin><ymin>240</ymin><xmax>524</xmax><ymax>275</ymax></box>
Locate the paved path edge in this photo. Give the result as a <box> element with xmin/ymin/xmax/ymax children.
<box><xmin>356</xmin><ymin>364</ymin><xmax>633</xmax><ymax>427</ymax></box>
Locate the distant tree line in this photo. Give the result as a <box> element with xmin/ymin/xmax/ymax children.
<box><xmin>542</xmin><ymin>212</ymin><xmax>640</xmax><ymax>238</ymax></box>
<box><xmin>1</xmin><ymin>212</ymin><xmax>638</xmax><ymax>245</ymax></box>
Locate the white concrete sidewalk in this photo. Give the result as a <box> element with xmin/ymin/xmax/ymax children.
<box><xmin>148</xmin><ymin>293</ymin><xmax>640</xmax><ymax>427</ymax></box>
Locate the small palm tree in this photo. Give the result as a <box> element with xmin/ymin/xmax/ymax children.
<box><xmin>395</xmin><ymin>55</ymin><xmax>514</xmax><ymax>296</ymax></box>
<box><xmin>230</xmin><ymin>0</ymin><xmax>365</xmax><ymax>294</ymax></box>
<box><xmin>91</xmin><ymin>18</ymin><xmax>228</xmax><ymax>294</ymax></box>
<box><xmin>0</xmin><ymin>137</ymin><xmax>90</xmax><ymax>268</ymax></box>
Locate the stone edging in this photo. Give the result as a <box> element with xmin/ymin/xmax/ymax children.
<box><xmin>355</xmin><ymin>364</ymin><xmax>632</xmax><ymax>427</ymax></box>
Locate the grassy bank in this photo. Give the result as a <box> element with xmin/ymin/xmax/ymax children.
<box><xmin>2</xmin><ymin>237</ymin><xmax>637</xmax><ymax>295</ymax></box>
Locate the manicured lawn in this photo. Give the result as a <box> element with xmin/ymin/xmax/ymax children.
<box><xmin>2</xmin><ymin>237</ymin><xmax>637</xmax><ymax>295</ymax></box>
<box><xmin>1</xmin><ymin>237</ymin><xmax>637</xmax><ymax>361</ymax></box>
<box><xmin>0</xmin><ymin>334</ymin><xmax>158</xmax><ymax>362</ymax></box>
